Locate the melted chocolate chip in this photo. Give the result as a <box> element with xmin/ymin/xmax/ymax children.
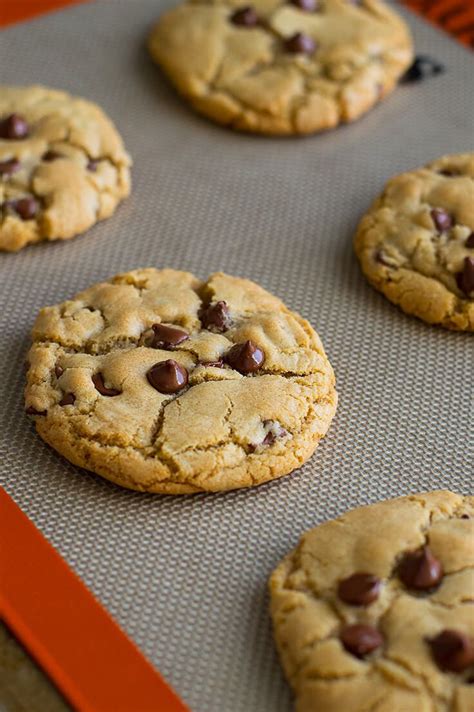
<box><xmin>431</xmin><ymin>208</ymin><xmax>452</xmax><ymax>233</ymax></box>
<box><xmin>42</xmin><ymin>150</ymin><xmax>62</xmax><ymax>162</ymax></box>
<box><xmin>87</xmin><ymin>159</ymin><xmax>99</xmax><ymax>172</ymax></box>
<box><xmin>150</xmin><ymin>324</ymin><xmax>189</xmax><ymax>349</ymax></box>
<box><xmin>147</xmin><ymin>359</ymin><xmax>188</xmax><ymax>394</ymax></box>
<box><xmin>290</xmin><ymin>0</ymin><xmax>318</xmax><ymax>11</ymax></box>
<box><xmin>262</xmin><ymin>420</ymin><xmax>288</xmax><ymax>446</ymax></box>
<box><xmin>338</xmin><ymin>573</ymin><xmax>382</xmax><ymax>606</ymax></box>
<box><xmin>438</xmin><ymin>168</ymin><xmax>460</xmax><ymax>177</ymax></box>
<box><xmin>401</xmin><ymin>55</ymin><xmax>445</xmax><ymax>83</ymax></box>
<box><xmin>200</xmin><ymin>301</ymin><xmax>231</xmax><ymax>332</ymax></box>
<box><xmin>59</xmin><ymin>393</ymin><xmax>76</xmax><ymax>406</ymax></box>
<box><xmin>92</xmin><ymin>373</ymin><xmax>121</xmax><ymax>397</ymax></box>
<box><xmin>428</xmin><ymin>630</ymin><xmax>474</xmax><ymax>673</ymax></box>
<box><xmin>461</xmin><ymin>514</ymin><xmax>470</xmax><ymax>519</ymax></box>
<box><xmin>0</xmin><ymin>158</ymin><xmax>20</xmax><ymax>176</ymax></box>
<box><xmin>10</xmin><ymin>197</ymin><xmax>38</xmax><ymax>220</ymax></box>
<box><xmin>230</xmin><ymin>6</ymin><xmax>259</xmax><ymax>26</ymax></box>
<box><xmin>0</xmin><ymin>114</ymin><xmax>29</xmax><ymax>139</ymax></box>
<box><xmin>456</xmin><ymin>257</ymin><xmax>474</xmax><ymax>296</ymax></box>
<box><xmin>199</xmin><ymin>359</ymin><xmax>224</xmax><ymax>368</ymax></box>
<box><xmin>284</xmin><ymin>32</ymin><xmax>316</xmax><ymax>54</ymax></box>
<box><xmin>55</xmin><ymin>365</ymin><xmax>64</xmax><ymax>379</ymax></box>
<box><xmin>398</xmin><ymin>546</ymin><xmax>443</xmax><ymax>590</ymax></box>
<box><xmin>340</xmin><ymin>625</ymin><xmax>383</xmax><ymax>658</ymax></box>
<box><xmin>466</xmin><ymin>233</ymin><xmax>474</xmax><ymax>249</ymax></box>
<box><xmin>26</xmin><ymin>406</ymin><xmax>47</xmax><ymax>416</ymax></box>
<box><xmin>225</xmin><ymin>340</ymin><xmax>265</xmax><ymax>374</ymax></box>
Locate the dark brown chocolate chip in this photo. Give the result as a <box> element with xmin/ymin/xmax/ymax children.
<box><xmin>225</xmin><ymin>340</ymin><xmax>265</xmax><ymax>374</ymax></box>
<box><xmin>284</xmin><ymin>32</ymin><xmax>317</xmax><ymax>54</ymax></box>
<box><xmin>262</xmin><ymin>420</ymin><xmax>288</xmax><ymax>446</ymax></box>
<box><xmin>431</xmin><ymin>208</ymin><xmax>453</xmax><ymax>233</ymax></box>
<box><xmin>10</xmin><ymin>197</ymin><xmax>38</xmax><ymax>220</ymax></box>
<box><xmin>230</xmin><ymin>6</ymin><xmax>259</xmax><ymax>26</ymax></box>
<box><xmin>199</xmin><ymin>359</ymin><xmax>224</xmax><ymax>368</ymax></box>
<box><xmin>59</xmin><ymin>393</ymin><xmax>76</xmax><ymax>407</ymax></box>
<box><xmin>150</xmin><ymin>324</ymin><xmax>189</xmax><ymax>349</ymax></box>
<box><xmin>42</xmin><ymin>150</ymin><xmax>62</xmax><ymax>162</ymax></box>
<box><xmin>87</xmin><ymin>159</ymin><xmax>99</xmax><ymax>172</ymax></box>
<box><xmin>338</xmin><ymin>573</ymin><xmax>382</xmax><ymax>606</ymax></box>
<box><xmin>340</xmin><ymin>625</ymin><xmax>383</xmax><ymax>658</ymax></box>
<box><xmin>461</xmin><ymin>514</ymin><xmax>470</xmax><ymax>519</ymax></box>
<box><xmin>466</xmin><ymin>233</ymin><xmax>474</xmax><ymax>249</ymax></box>
<box><xmin>0</xmin><ymin>114</ymin><xmax>29</xmax><ymax>139</ymax></box>
<box><xmin>147</xmin><ymin>359</ymin><xmax>188</xmax><ymax>394</ymax></box>
<box><xmin>428</xmin><ymin>630</ymin><xmax>474</xmax><ymax>673</ymax></box>
<box><xmin>26</xmin><ymin>406</ymin><xmax>47</xmax><ymax>416</ymax></box>
<box><xmin>55</xmin><ymin>364</ymin><xmax>64</xmax><ymax>379</ymax></box>
<box><xmin>92</xmin><ymin>373</ymin><xmax>121</xmax><ymax>397</ymax></box>
<box><xmin>0</xmin><ymin>158</ymin><xmax>20</xmax><ymax>176</ymax></box>
<box><xmin>200</xmin><ymin>301</ymin><xmax>231</xmax><ymax>332</ymax></box>
<box><xmin>290</xmin><ymin>0</ymin><xmax>319</xmax><ymax>11</ymax></box>
<box><xmin>456</xmin><ymin>257</ymin><xmax>474</xmax><ymax>296</ymax></box>
<box><xmin>398</xmin><ymin>546</ymin><xmax>443</xmax><ymax>590</ymax></box>
<box><xmin>439</xmin><ymin>168</ymin><xmax>459</xmax><ymax>177</ymax></box>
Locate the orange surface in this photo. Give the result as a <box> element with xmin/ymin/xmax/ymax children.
<box><xmin>0</xmin><ymin>487</ymin><xmax>189</xmax><ymax>712</ymax></box>
<box><xmin>0</xmin><ymin>0</ymin><xmax>473</xmax><ymax>47</ymax></box>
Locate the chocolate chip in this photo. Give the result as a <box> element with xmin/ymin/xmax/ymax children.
<box><xmin>147</xmin><ymin>359</ymin><xmax>188</xmax><ymax>394</ymax></box>
<box><xmin>199</xmin><ymin>359</ymin><xmax>224</xmax><ymax>368</ymax></box>
<box><xmin>262</xmin><ymin>420</ymin><xmax>288</xmax><ymax>446</ymax></box>
<box><xmin>290</xmin><ymin>0</ymin><xmax>318</xmax><ymax>11</ymax></box>
<box><xmin>428</xmin><ymin>630</ymin><xmax>474</xmax><ymax>673</ymax></box>
<box><xmin>0</xmin><ymin>158</ymin><xmax>20</xmax><ymax>176</ymax></box>
<box><xmin>461</xmin><ymin>514</ymin><xmax>470</xmax><ymax>519</ymax></box>
<box><xmin>284</xmin><ymin>32</ymin><xmax>316</xmax><ymax>54</ymax></box>
<box><xmin>456</xmin><ymin>257</ymin><xmax>474</xmax><ymax>296</ymax></box>
<box><xmin>92</xmin><ymin>373</ymin><xmax>121</xmax><ymax>397</ymax></box>
<box><xmin>466</xmin><ymin>233</ymin><xmax>474</xmax><ymax>249</ymax></box>
<box><xmin>55</xmin><ymin>365</ymin><xmax>64</xmax><ymax>379</ymax></box>
<box><xmin>338</xmin><ymin>573</ymin><xmax>382</xmax><ymax>606</ymax></box>
<box><xmin>87</xmin><ymin>159</ymin><xmax>99</xmax><ymax>172</ymax></box>
<box><xmin>230</xmin><ymin>6</ymin><xmax>259</xmax><ymax>26</ymax></box>
<box><xmin>42</xmin><ymin>150</ymin><xmax>62</xmax><ymax>162</ymax></box>
<box><xmin>225</xmin><ymin>340</ymin><xmax>265</xmax><ymax>374</ymax></box>
<box><xmin>401</xmin><ymin>55</ymin><xmax>445</xmax><ymax>83</ymax></box>
<box><xmin>150</xmin><ymin>324</ymin><xmax>189</xmax><ymax>349</ymax></box>
<box><xmin>10</xmin><ymin>197</ymin><xmax>38</xmax><ymax>220</ymax></box>
<box><xmin>398</xmin><ymin>546</ymin><xmax>443</xmax><ymax>590</ymax></box>
<box><xmin>0</xmin><ymin>114</ymin><xmax>29</xmax><ymax>139</ymax></box>
<box><xmin>438</xmin><ymin>168</ymin><xmax>460</xmax><ymax>177</ymax></box>
<box><xmin>200</xmin><ymin>301</ymin><xmax>231</xmax><ymax>332</ymax></box>
<box><xmin>431</xmin><ymin>208</ymin><xmax>452</xmax><ymax>233</ymax></box>
<box><xmin>26</xmin><ymin>406</ymin><xmax>47</xmax><ymax>416</ymax></box>
<box><xmin>340</xmin><ymin>625</ymin><xmax>383</xmax><ymax>658</ymax></box>
<box><xmin>59</xmin><ymin>393</ymin><xmax>76</xmax><ymax>406</ymax></box>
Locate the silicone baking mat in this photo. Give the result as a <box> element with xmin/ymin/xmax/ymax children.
<box><xmin>0</xmin><ymin>2</ymin><xmax>472</xmax><ymax>710</ymax></box>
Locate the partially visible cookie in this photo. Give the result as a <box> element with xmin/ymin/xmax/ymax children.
<box><xmin>148</xmin><ymin>0</ymin><xmax>413</xmax><ymax>136</ymax></box>
<box><xmin>25</xmin><ymin>269</ymin><xmax>337</xmax><ymax>493</ymax></box>
<box><xmin>0</xmin><ymin>85</ymin><xmax>131</xmax><ymax>252</ymax></box>
<box><xmin>354</xmin><ymin>153</ymin><xmax>474</xmax><ymax>331</ymax></box>
<box><xmin>270</xmin><ymin>491</ymin><xmax>474</xmax><ymax>712</ymax></box>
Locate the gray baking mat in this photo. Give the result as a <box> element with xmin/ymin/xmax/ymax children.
<box><xmin>0</xmin><ymin>2</ymin><xmax>473</xmax><ymax>711</ymax></box>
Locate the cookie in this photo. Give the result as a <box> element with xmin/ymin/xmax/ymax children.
<box><xmin>354</xmin><ymin>153</ymin><xmax>474</xmax><ymax>331</ymax></box>
<box><xmin>147</xmin><ymin>0</ymin><xmax>413</xmax><ymax>135</ymax></box>
<box><xmin>270</xmin><ymin>490</ymin><xmax>474</xmax><ymax>712</ymax></box>
<box><xmin>0</xmin><ymin>85</ymin><xmax>131</xmax><ymax>252</ymax></box>
<box><xmin>25</xmin><ymin>269</ymin><xmax>337</xmax><ymax>493</ymax></box>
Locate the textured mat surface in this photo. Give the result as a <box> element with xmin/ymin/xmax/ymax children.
<box><xmin>0</xmin><ymin>3</ymin><xmax>473</xmax><ymax>710</ymax></box>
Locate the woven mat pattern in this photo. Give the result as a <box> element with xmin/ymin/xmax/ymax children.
<box><xmin>0</xmin><ymin>3</ymin><xmax>473</xmax><ymax>710</ymax></box>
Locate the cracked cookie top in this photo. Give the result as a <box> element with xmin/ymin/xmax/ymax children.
<box><xmin>147</xmin><ymin>0</ymin><xmax>413</xmax><ymax>135</ymax></box>
<box><xmin>270</xmin><ymin>490</ymin><xmax>474</xmax><ymax>712</ymax></box>
<box><xmin>354</xmin><ymin>152</ymin><xmax>474</xmax><ymax>331</ymax></box>
<box><xmin>25</xmin><ymin>269</ymin><xmax>337</xmax><ymax>494</ymax></box>
<box><xmin>0</xmin><ymin>85</ymin><xmax>131</xmax><ymax>252</ymax></box>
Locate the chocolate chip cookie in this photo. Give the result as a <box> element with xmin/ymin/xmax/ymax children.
<box><xmin>354</xmin><ymin>153</ymin><xmax>474</xmax><ymax>331</ymax></box>
<box><xmin>0</xmin><ymin>85</ymin><xmax>131</xmax><ymax>252</ymax></box>
<box><xmin>270</xmin><ymin>491</ymin><xmax>474</xmax><ymax>712</ymax></box>
<box><xmin>25</xmin><ymin>269</ymin><xmax>337</xmax><ymax>493</ymax></box>
<box><xmin>147</xmin><ymin>0</ymin><xmax>413</xmax><ymax>135</ymax></box>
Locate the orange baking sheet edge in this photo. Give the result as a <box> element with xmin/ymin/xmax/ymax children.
<box><xmin>0</xmin><ymin>487</ymin><xmax>189</xmax><ymax>712</ymax></box>
<box><xmin>0</xmin><ymin>0</ymin><xmax>88</xmax><ymax>27</ymax></box>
